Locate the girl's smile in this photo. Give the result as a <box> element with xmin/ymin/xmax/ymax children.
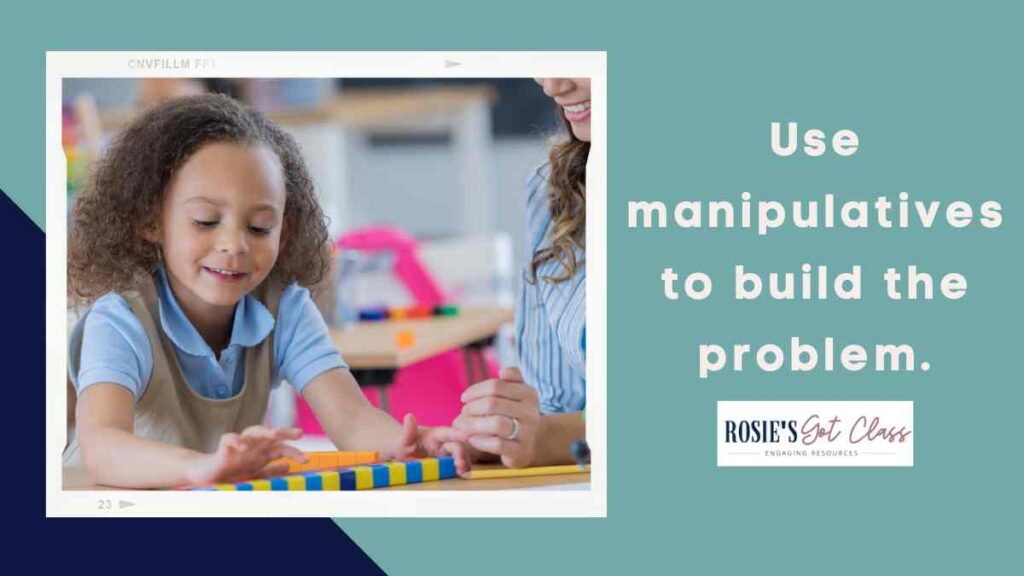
<box><xmin>201</xmin><ymin>266</ymin><xmax>250</xmax><ymax>283</ymax></box>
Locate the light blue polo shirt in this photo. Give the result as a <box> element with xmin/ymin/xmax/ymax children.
<box><xmin>72</xmin><ymin>267</ymin><xmax>347</xmax><ymax>401</ymax></box>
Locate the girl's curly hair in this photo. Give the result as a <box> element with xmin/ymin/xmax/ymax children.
<box><xmin>68</xmin><ymin>93</ymin><xmax>331</xmax><ymax>306</ymax></box>
<box><xmin>529</xmin><ymin>114</ymin><xmax>588</xmax><ymax>284</ymax></box>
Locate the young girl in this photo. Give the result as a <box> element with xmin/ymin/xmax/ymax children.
<box><xmin>66</xmin><ymin>94</ymin><xmax>466</xmax><ymax>488</ymax></box>
<box><xmin>455</xmin><ymin>78</ymin><xmax>589</xmax><ymax>467</ymax></box>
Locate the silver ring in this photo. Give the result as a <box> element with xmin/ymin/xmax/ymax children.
<box><xmin>506</xmin><ymin>416</ymin><xmax>521</xmax><ymax>441</ymax></box>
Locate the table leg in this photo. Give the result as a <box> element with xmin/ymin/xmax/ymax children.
<box><xmin>462</xmin><ymin>336</ymin><xmax>496</xmax><ymax>386</ymax></box>
<box><xmin>351</xmin><ymin>368</ymin><xmax>398</xmax><ymax>416</ymax></box>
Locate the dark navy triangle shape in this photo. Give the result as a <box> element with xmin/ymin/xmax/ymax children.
<box><xmin>0</xmin><ymin>188</ymin><xmax>386</xmax><ymax>575</ymax></box>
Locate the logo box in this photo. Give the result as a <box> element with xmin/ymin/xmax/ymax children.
<box><xmin>717</xmin><ymin>401</ymin><xmax>914</xmax><ymax>467</ymax></box>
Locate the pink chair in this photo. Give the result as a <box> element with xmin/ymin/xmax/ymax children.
<box><xmin>295</xmin><ymin>227</ymin><xmax>498</xmax><ymax>430</ymax></box>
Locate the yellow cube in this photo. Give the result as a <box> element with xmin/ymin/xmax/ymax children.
<box><xmin>249</xmin><ymin>479</ymin><xmax>272</xmax><ymax>491</ymax></box>
<box><xmin>387</xmin><ymin>462</ymin><xmax>407</xmax><ymax>486</ymax></box>
<box><xmin>354</xmin><ymin>466</ymin><xmax>374</xmax><ymax>490</ymax></box>
<box><xmin>422</xmin><ymin>458</ymin><xmax>440</xmax><ymax>482</ymax></box>
<box><xmin>321</xmin><ymin>471</ymin><xmax>340</xmax><ymax>491</ymax></box>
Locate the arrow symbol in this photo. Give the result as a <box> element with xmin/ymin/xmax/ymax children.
<box><xmin>119</xmin><ymin>500</ymin><xmax>135</xmax><ymax>509</ymax></box>
<box><xmin>444</xmin><ymin>59</ymin><xmax>461</xmax><ymax>69</ymax></box>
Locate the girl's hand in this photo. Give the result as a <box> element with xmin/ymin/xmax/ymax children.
<box><xmin>185</xmin><ymin>426</ymin><xmax>305</xmax><ymax>486</ymax></box>
<box><xmin>388</xmin><ymin>414</ymin><xmax>471</xmax><ymax>476</ymax></box>
<box><xmin>454</xmin><ymin>367</ymin><xmax>541</xmax><ymax>468</ymax></box>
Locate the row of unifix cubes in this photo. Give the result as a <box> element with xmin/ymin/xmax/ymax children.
<box><xmin>358</xmin><ymin>304</ymin><xmax>459</xmax><ymax>322</ymax></box>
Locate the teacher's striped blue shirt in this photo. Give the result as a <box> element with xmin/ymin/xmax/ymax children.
<box><xmin>515</xmin><ymin>167</ymin><xmax>586</xmax><ymax>414</ymax></box>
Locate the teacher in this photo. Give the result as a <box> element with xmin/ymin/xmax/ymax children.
<box><xmin>455</xmin><ymin>78</ymin><xmax>589</xmax><ymax>467</ymax></box>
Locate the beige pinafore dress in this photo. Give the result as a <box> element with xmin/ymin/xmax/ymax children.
<box><xmin>64</xmin><ymin>277</ymin><xmax>281</xmax><ymax>465</ymax></box>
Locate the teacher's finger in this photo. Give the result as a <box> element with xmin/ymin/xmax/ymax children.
<box><xmin>452</xmin><ymin>415</ymin><xmax>516</xmax><ymax>438</ymax></box>
<box><xmin>499</xmin><ymin>366</ymin><xmax>523</xmax><ymax>382</ymax></box>
<box><xmin>467</xmin><ymin>435</ymin><xmax>519</xmax><ymax>457</ymax></box>
<box><xmin>462</xmin><ymin>396</ymin><xmax>530</xmax><ymax>418</ymax></box>
<box><xmin>461</xmin><ymin>379</ymin><xmax>538</xmax><ymax>403</ymax></box>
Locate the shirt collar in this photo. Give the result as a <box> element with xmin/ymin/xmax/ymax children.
<box><xmin>154</xmin><ymin>267</ymin><xmax>275</xmax><ymax>357</ymax></box>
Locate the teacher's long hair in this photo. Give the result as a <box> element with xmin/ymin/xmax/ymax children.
<box><xmin>530</xmin><ymin>115</ymin><xmax>588</xmax><ymax>284</ymax></box>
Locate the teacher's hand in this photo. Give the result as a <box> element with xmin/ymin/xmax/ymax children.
<box><xmin>454</xmin><ymin>367</ymin><xmax>541</xmax><ymax>468</ymax></box>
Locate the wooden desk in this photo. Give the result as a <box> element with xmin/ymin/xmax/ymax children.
<box><xmin>332</xmin><ymin>306</ymin><xmax>512</xmax><ymax>413</ymax></box>
<box><xmin>62</xmin><ymin>464</ymin><xmax>590</xmax><ymax>492</ymax></box>
<box><xmin>384</xmin><ymin>464</ymin><xmax>590</xmax><ymax>491</ymax></box>
<box><xmin>331</xmin><ymin>306</ymin><xmax>512</xmax><ymax>369</ymax></box>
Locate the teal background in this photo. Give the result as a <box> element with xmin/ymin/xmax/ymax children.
<box><xmin>9</xmin><ymin>1</ymin><xmax>1021</xmax><ymax>573</ymax></box>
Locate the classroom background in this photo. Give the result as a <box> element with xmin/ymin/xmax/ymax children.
<box><xmin>63</xmin><ymin>77</ymin><xmax>564</xmax><ymax>450</ymax></box>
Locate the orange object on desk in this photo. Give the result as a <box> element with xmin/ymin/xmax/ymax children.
<box><xmin>272</xmin><ymin>450</ymin><xmax>379</xmax><ymax>473</ymax></box>
<box><xmin>395</xmin><ymin>329</ymin><xmax>416</xmax><ymax>349</ymax></box>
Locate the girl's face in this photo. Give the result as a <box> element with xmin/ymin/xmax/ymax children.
<box><xmin>535</xmin><ymin>77</ymin><xmax>592</xmax><ymax>142</ymax></box>
<box><xmin>151</xmin><ymin>142</ymin><xmax>286</xmax><ymax>318</ymax></box>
